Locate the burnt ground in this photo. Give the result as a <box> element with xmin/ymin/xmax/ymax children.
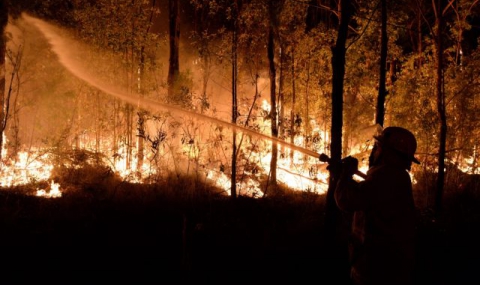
<box><xmin>0</xmin><ymin>183</ymin><xmax>479</xmax><ymax>285</ymax></box>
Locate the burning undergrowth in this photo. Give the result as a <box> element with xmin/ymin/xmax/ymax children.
<box><xmin>0</xmin><ymin>159</ymin><xmax>479</xmax><ymax>284</ymax></box>
<box><xmin>5</xmin><ymin>14</ymin><xmax>338</xmax><ymax>199</ymax></box>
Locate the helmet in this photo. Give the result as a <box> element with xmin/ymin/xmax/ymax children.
<box><xmin>374</xmin><ymin>126</ymin><xmax>420</xmax><ymax>164</ymax></box>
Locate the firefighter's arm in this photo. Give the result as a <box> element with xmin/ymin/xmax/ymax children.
<box><xmin>334</xmin><ymin>156</ymin><xmax>367</xmax><ymax>211</ymax></box>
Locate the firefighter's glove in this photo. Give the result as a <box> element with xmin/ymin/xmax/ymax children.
<box><xmin>341</xmin><ymin>156</ymin><xmax>358</xmax><ymax>179</ymax></box>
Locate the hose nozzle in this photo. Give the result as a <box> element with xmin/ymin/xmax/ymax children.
<box><xmin>319</xmin><ymin>153</ymin><xmax>367</xmax><ymax>179</ymax></box>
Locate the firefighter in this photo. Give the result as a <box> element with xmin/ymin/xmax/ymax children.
<box><xmin>335</xmin><ymin>126</ymin><xmax>420</xmax><ymax>285</ymax></box>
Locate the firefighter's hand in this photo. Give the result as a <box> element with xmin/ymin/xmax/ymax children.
<box><xmin>341</xmin><ymin>156</ymin><xmax>358</xmax><ymax>178</ymax></box>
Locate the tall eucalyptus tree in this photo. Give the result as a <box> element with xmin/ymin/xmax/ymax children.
<box><xmin>429</xmin><ymin>0</ymin><xmax>480</xmax><ymax>215</ymax></box>
<box><xmin>432</xmin><ymin>0</ymin><xmax>447</xmax><ymax>215</ymax></box>
<box><xmin>231</xmin><ymin>0</ymin><xmax>239</xmax><ymax>199</ymax></box>
<box><xmin>0</xmin><ymin>0</ymin><xmax>8</xmax><ymax>160</ymax></box>
<box><xmin>267</xmin><ymin>1</ymin><xmax>284</xmax><ymax>187</ymax></box>
<box><xmin>168</xmin><ymin>0</ymin><xmax>180</xmax><ymax>105</ymax></box>
<box><xmin>324</xmin><ymin>0</ymin><xmax>354</xmax><ymax>282</ymax></box>
<box><xmin>376</xmin><ymin>0</ymin><xmax>387</xmax><ymax>127</ymax></box>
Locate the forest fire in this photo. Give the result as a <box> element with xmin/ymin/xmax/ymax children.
<box><xmin>3</xmin><ymin>11</ymin><xmax>477</xmax><ymax>203</ymax></box>
<box><xmin>0</xmin><ymin>95</ymin><xmax>350</xmax><ymax>198</ymax></box>
<box><xmin>1</xmin><ymin>3</ymin><xmax>479</xmax><ymax>285</ymax></box>
<box><xmin>0</xmin><ymin>121</ymin><xmax>338</xmax><ymax>198</ymax></box>
<box><xmin>0</xmin><ymin>108</ymin><xmax>370</xmax><ymax>198</ymax></box>
<box><xmin>1</xmin><ymin>14</ymin><xmax>341</xmax><ymax>197</ymax></box>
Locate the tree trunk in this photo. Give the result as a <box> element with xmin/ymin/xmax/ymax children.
<box><xmin>124</xmin><ymin>48</ymin><xmax>133</xmax><ymax>171</ymax></box>
<box><xmin>137</xmin><ymin>48</ymin><xmax>146</xmax><ymax>173</ymax></box>
<box><xmin>136</xmin><ymin>0</ymin><xmax>156</xmax><ymax>173</ymax></box>
<box><xmin>324</xmin><ymin>0</ymin><xmax>353</xmax><ymax>282</ymax></box>
<box><xmin>434</xmin><ymin>0</ymin><xmax>446</xmax><ymax>216</ymax></box>
<box><xmin>230</xmin><ymin>0</ymin><xmax>238</xmax><ymax>199</ymax></box>
<box><xmin>304</xmin><ymin>57</ymin><xmax>311</xmax><ymax>152</ymax></box>
<box><xmin>278</xmin><ymin>44</ymin><xmax>285</xmax><ymax>150</ymax></box>
<box><xmin>113</xmin><ymin>99</ymin><xmax>120</xmax><ymax>165</ymax></box>
<box><xmin>376</xmin><ymin>0</ymin><xmax>387</xmax><ymax>127</ymax></box>
<box><xmin>325</xmin><ymin>0</ymin><xmax>351</xmax><ymax>234</ymax></box>
<box><xmin>168</xmin><ymin>0</ymin><xmax>180</xmax><ymax>103</ymax></box>
<box><xmin>268</xmin><ymin>20</ymin><xmax>278</xmax><ymax>187</ymax></box>
<box><xmin>125</xmin><ymin>103</ymin><xmax>133</xmax><ymax>170</ymax></box>
<box><xmin>0</xmin><ymin>1</ymin><xmax>8</xmax><ymax>161</ymax></box>
<box><xmin>290</xmin><ymin>47</ymin><xmax>296</xmax><ymax>164</ymax></box>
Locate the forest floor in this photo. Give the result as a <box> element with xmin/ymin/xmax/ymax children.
<box><xmin>0</xmin><ymin>177</ymin><xmax>479</xmax><ymax>285</ymax></box>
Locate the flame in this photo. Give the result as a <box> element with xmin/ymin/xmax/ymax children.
<box><xmin>206</xmin><ymin>170</ymin><xmax>263</xmax><ymax>198</ymax></box>
<box><xmin>0</xmin><ymin>150</ymin><xmax>54</xmax><ymax>187</ymax></box>
<box><xmin>36</xmin><ymin>180</ymin><xmax>62</xmax><ymax>198</ymax></box>
<box><xmin>4</xmin><ymin>95</ymin><xmax>475</xmax><ymax>200</ymax></box>
<box><xmin>459</xmin><ymin>152</ymin><xmax>480</xmax><ymax>174</ymax></box>
<box><xmin>0</xmin><ymin>137</ymin><xmax>63</xmax><ymax>198</ymax></box>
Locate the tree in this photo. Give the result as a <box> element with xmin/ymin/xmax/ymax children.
<box><xmin>432</xmin><ymin>0</ymin><xmax>447</xmax><ymax>215</ymax></box>
<box><xmin>0</xmin><ymin>0</ymin><xmax>8</xmax><ymax>160</ymax></box>
<box><xmin>231</xmin><ymin>0</ymin><xmax>239</xmax><ymax>199</ymax></box>
<box><xmin>324</xmin><ymin>0</ymin><xmax>353</xmax><ymax>282</ymax></box>
<box><xmin>267</xmin><ymin>0</ymin><xmax>282</xmax><ymax>188</ymax></box>
<box><xmin>430</xmin><ymin>0</ymin><xmax>480</xmax><ymax>215</ymax></box>
<box><xmin>376</xmin><ymin>0</ymin><xmax>387</xmax><ymax>127</ymax></box>
<box><xmin>418</xmin><ymin>0</ymin><xmax>475</xmax><ymax>215</ymax></box>
<box><xmin>136</xmin><ymin>0</ymin><xmax>158</xmax><ymax>173</ymax></box>
<box><xmin>168</xmin><ymin>0</ymin><xmax>181</xmax><ymax>106</ymax></box>
<box><xmin>276</xmin><ymin>1</ymin><xmax>309</xmax><ymax>163</ymax></box>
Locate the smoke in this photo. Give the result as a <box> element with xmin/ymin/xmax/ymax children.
<box><xmin>21</xmin><ymin>13</ymin><xmax>322</xmax><ymax>160</ymax></box>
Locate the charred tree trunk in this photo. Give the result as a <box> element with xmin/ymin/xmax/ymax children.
<box><xmin>325</xmin><ymin>0</ymin><xmax>351</xmax><ymax>233</ymax></box>
<box><xmin>124</xmin><ymin>46</ymin><xmax>133</xmax><ymax>171</ymax></box>
<box><xmin>9</xmin><ymin>50</ymin><xmax>21</xmax><ymax>158</ymax></box>
<box><xmin>325</xmin><ymin>0</ymin><xmax>353</xmax><ymax>282</ymax></box>
<box><xmin>113</xmin><ymin>99</ymin><xmax>121</xmax><ymax>165</ymax></box>
<box><xmin>125</xmin><ymin>103</ymin><xmax>133</xmax><ymax>170</ymax></box>
<box><xmin>290</xmin><ymin>47</ymin><xmax>296</xmax><ymax>164</ymax></box>
<box><xmin>137</xmin><ymin>49</ymin><xmax>146</xmax><ymax>173</ymax></box>
<box><xmin>231</xmin><ymin>0</ymin><xmax>238</xmax><ymax>199</ymax></box>
<box><xmin>304</xmin><ymin>57</ymin><xmax>311</xmax><ymax>152</ymax></box>
<box><xmin>376</xmin><ymin>0</ymin><xmax>387</xmax><ymax>127</ymax></box>
<box><xmin>268</xmin><ymin>18</ymin><xmax>278</xmax><ymax>187</ymax></box>
<box><xmin>434</xmin><ymin>0</ymin><xmax>446</xmax><ymax>216</ymax></box>
<box><xmin>168</xmin><ymin>0</ymin><xmax>180</xmax><ymax>104</ymax></box>
<box><xmin>0</xmin><ymin>1</ymin><xmax>8</xmax><ymax>160</ymax></box>
<box><xmin>278</xmin><ymin>44</ymin><xmax>285</xmax><ymax>151</ymax></box>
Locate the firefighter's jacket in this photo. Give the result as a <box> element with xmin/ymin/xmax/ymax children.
<box><xmin>335</xmin><ymin>163</ymin><xmax>416</xmax><ymax>285</ymax></box>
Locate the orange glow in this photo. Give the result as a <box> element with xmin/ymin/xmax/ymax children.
<box><xmin>4</xmin><ymin>16</ymin><xmax>437</xmax><ymax>199</ymax></box>
<box><xmin>0</xmin><ymin>149</ymin><xmax>54</xmax><ymax>187</ymax></box>
<box><xmin>36</xmin><ymin>180</ymin><xmax>62</xmax><ymax>198</ymax></box>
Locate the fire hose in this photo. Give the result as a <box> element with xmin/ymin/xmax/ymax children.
<box><xmin>318</xmin><ymin>153</ymin><xmax>368</xmax><ymax>180</ymax></box>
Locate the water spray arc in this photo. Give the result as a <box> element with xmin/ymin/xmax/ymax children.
<box><xmin>23</xmin><ymin>15</ymin><xmax>331</xmax><ymax>161</ymax></box>
<box><xmin>23</xmin><ymin>14</ymin><xmax>366</xmax><ymax>194</ymax></box>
